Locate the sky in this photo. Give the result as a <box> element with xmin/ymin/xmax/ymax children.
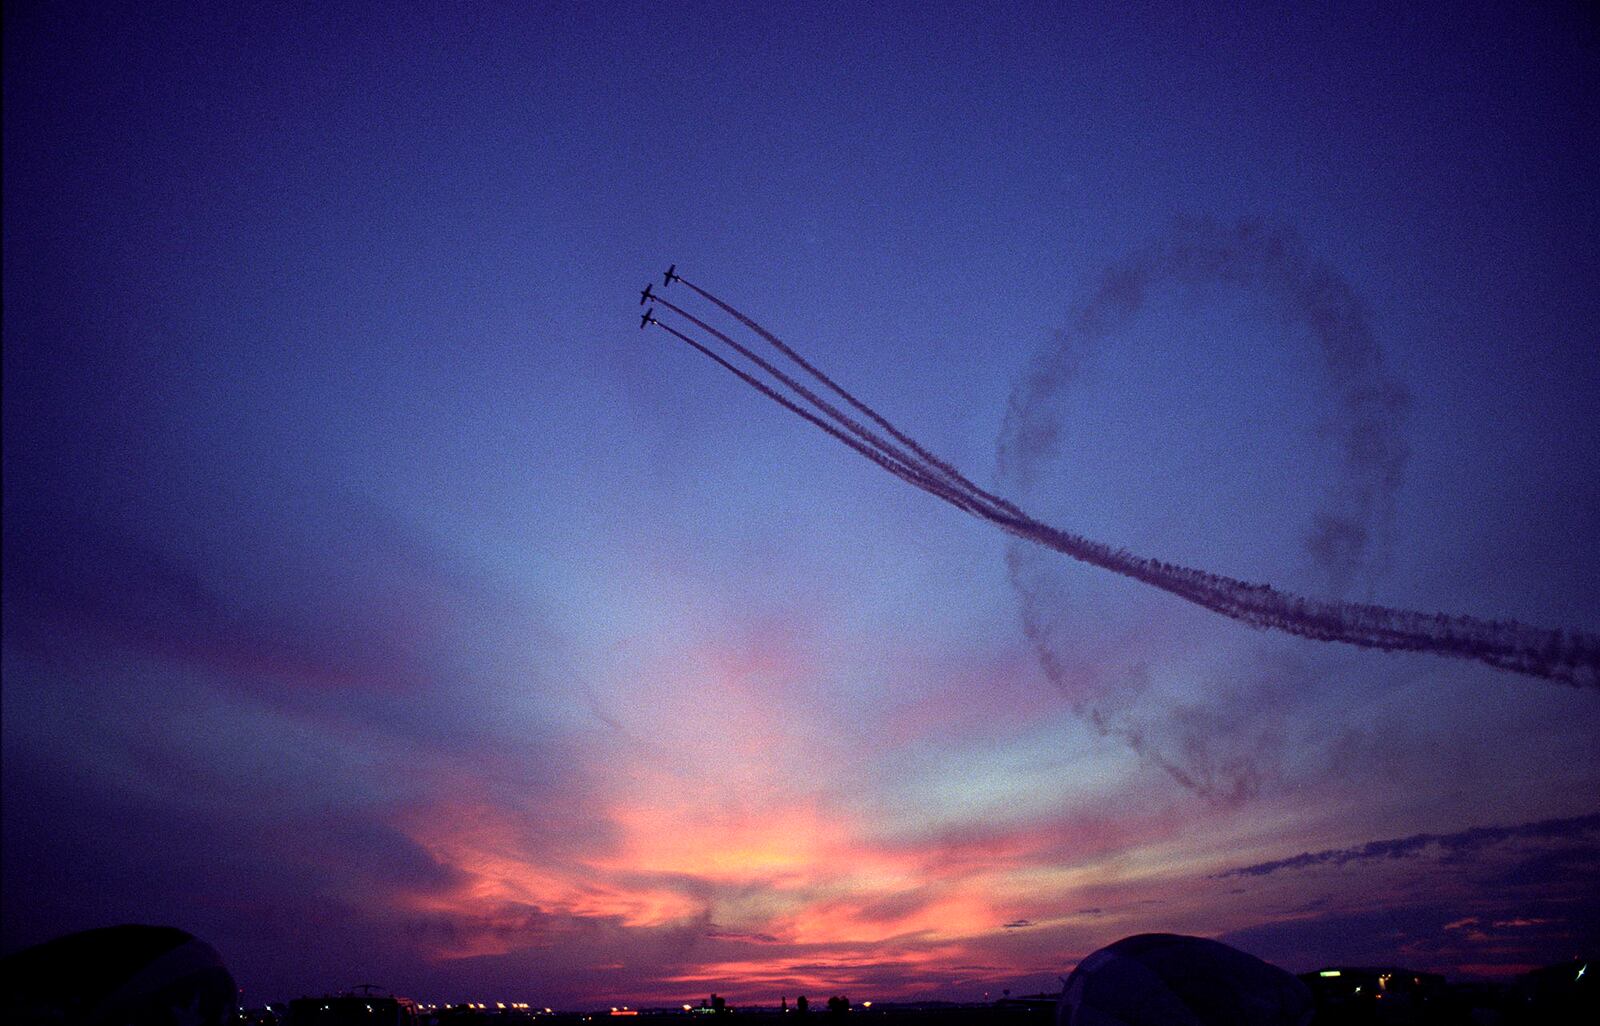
<box><xmin>4</xmin><ymin>0</ymin><xmax>1599</xmax><ymax>1009</ymax></box>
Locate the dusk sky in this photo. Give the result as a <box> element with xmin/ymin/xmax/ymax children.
<box><xmin>5</xmin><ymin>0</ymin><xmax>1598</xmax><ymax>1009</ymax></box>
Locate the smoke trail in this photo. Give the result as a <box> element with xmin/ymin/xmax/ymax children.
<box><xmin>651</xmin><ymin>259</ymin><xmax>1599</xmax><ymax>689</ymax></box>
<box><xmin>650</xmin><ymin>319</ymin><xmax>988</xmax><ymax>517</ymax></box>
<box><xmin>1000</xmin><ymin>218</ymin><xmax>1408</xmax><ymax>597</ymax></box>
<box><xmin>1006</xmin><ymin>507</ymin><xmax>1596</xmax><ymax>687</ymax></box>
<box><xmin>676</xmin><ymin>277</ymin><xmax>1027</xmax><ymax>522</ymax></box>
<box><xmin>992</xmin><ymin>218</ymin><xmax>1423</xmax><ymax>797</ymax></box>
<box><xmin>650</xmin><ymin>296</ymin><xmax>1009</xmax><ymax>521</ymax></box>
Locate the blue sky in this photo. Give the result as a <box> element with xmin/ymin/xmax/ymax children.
<box><xmin>5</xmin><ymin>0</ymin><xmax>1598</xmax><ymax>1006</ymax></box>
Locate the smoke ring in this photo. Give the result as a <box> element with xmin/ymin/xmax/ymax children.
<box><xmin>996</xmin><ymin>219</ymin><xmax>1410</xmax><ymax>801</ymax></box>
<box><xmin>999</xmin><ymin>217</ymin><xmax>1408</xmax><ymax>595</ymax></box>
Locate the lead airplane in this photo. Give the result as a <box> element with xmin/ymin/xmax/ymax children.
<box><xmin>639</xmin><ymin>283</ymin><xmax>656</xmax><ymax>305</ymax></box>
<box><xmin>640</xmin><ymin>307</ymin><xmax>658</xmax><ymax>329</ymax></box>
<box><xmin>662</xmin><ymin>263</ymin><xmax>682</xmax><ymax>287</ymax></box>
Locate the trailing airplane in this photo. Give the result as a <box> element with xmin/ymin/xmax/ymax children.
<box><xmin>640</xmin><ymin>307</ymin><xmax>658</xmax><ymax>329</ymax></box>
<box><xmin>663</xmin><ymin>263</ymin><xmax>682</xmax><ymax>287</ymax></box>
<box><xmin>639</xmin><ymin>283</ymin><xmax>656</xmax><ymax>305</ymax></box>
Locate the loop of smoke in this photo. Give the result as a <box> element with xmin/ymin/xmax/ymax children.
<box><xmin>998</xmin><ymin>218</ymin><xmax>1409</xmax><ymax>598</ymax></box>
<box><xmin>997</xmin><ymin>218</ymin><xmax>1412</xmax><ymax>800</ymax></box>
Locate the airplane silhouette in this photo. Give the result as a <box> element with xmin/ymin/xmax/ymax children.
<box><xmin>641</xmin><ymin>307</ymin><xmax>658</xmax><ymax>329</ymax></box>
<box><xmin>663</xmin><ymin>263</ymin><xmax>682</xmax><ymax>287</ymax></box>
<box><xmin>640</xmin><ymin>283</ymin><xmax>656</xmax><ymax>305</ymax></box>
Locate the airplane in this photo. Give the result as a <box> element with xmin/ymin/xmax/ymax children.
<box><xmin>662</xmin><ymin>263</ymin><xmax>682</xmax><ymax>287</ymax></box>
<box><xmin>639</xmin><ymin>283</ymin><xmax>656</xmax><ymax>305</ymax></box>
<box><xmin>640</xmin><ymin>307</ymin><xmax>658</xmax><ymax>329</ymax></box>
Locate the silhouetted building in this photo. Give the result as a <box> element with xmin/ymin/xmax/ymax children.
<box><xmin>1060</xmin><ymin>933</ymin><xmax>1310</xmax><ymax>1026</ymax></box>
<box><xmin>0</xmin><ymin>924</ymin><xmax>237</xmax><ymax>1026</ymax></box>
<box><xmin>1298</xmin><ymin>966</ymin><xmax>1453</xmax><ymax>1022</ymax></box>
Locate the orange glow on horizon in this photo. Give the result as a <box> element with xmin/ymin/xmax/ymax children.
<box><xmin>389</xmin><ymin>629</ymin><xmax>1193</xmax><ymax>976</ymax></box>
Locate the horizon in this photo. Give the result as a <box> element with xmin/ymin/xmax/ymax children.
<box><xmin>5</xmin><ymin>0</ymin><xmax>1597</xmax><ymax>1009</ymax></box>
<box><xmin>236</xmin><ymin>955</ymin><xmax>1588</xmax><ymax>1013</ymax></box>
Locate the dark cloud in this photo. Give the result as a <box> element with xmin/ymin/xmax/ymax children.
<box><xmin>845</xmin><ymin>890</ymin><xmax>941</xmax><ymax>926</ymax></box>
<box><xmin>877</xmin><ymin>799</ymin><xmax>1181</xmax><ymax>877</ymax></box>
<box><xmin>4</xmin><ymin>508</ymin><xmax>235</xmax><ymax>667</ymax></box>
<box><xmin>1479</xmin><ymin>840</ymin><xmax>1600</xmax><ymax>893</ymax></box>
<box><xmin>1221</xmin><ymin>904</ymin><xmax>1466</xmax><ymax>972</ymax></box>
<box><xmin>0</xmin><ymin>472</ymin><xmax>600</xmax><ymax>998</ymax></box>
<box><xmin>1215</xmin><ymin>811</ymin><xmax>1600</xmax><ymax>879</ymax></box>
<box><xmin>2</xmin><ymin>280</ymin><xmax>557</xmax><ymax>721</ymax></box>
<box><xmin>0</xmin><ymin>746</ymin><xmax>466</xmax><ymax>995</ymax></box>
<box><xmin>704</xmin><ymin>930</ymin><xmax>780</xmax><ymax>944</ymax></box>
<box><xmin>2</xmin><ymin>487</ymin><xmax>564</xmax><ymax>751</ymax></box>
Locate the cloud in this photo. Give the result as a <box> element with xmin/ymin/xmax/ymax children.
<box><xmin>0</xmin><ymin>740</ymin><xmax>476</xmax><ymax>991</ymax></box>
<box><xmin>2</xmin><ymin>487</ymin><xmax>565</xmax><ymax>748</ymax></box>
<box><xmin>705</xmin><ymin>930</ymin><xmax>781</xmax><ymax>944</ymax></box>
<box><xmin>1216</xmin><ymin>811</ymin><xmax>1600</xmax><ymax>878</ymax></box>
<box><xmin>0</xmin><ymin>473</ymin><xmax>609</xmax><ymax>998</ymax></box>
